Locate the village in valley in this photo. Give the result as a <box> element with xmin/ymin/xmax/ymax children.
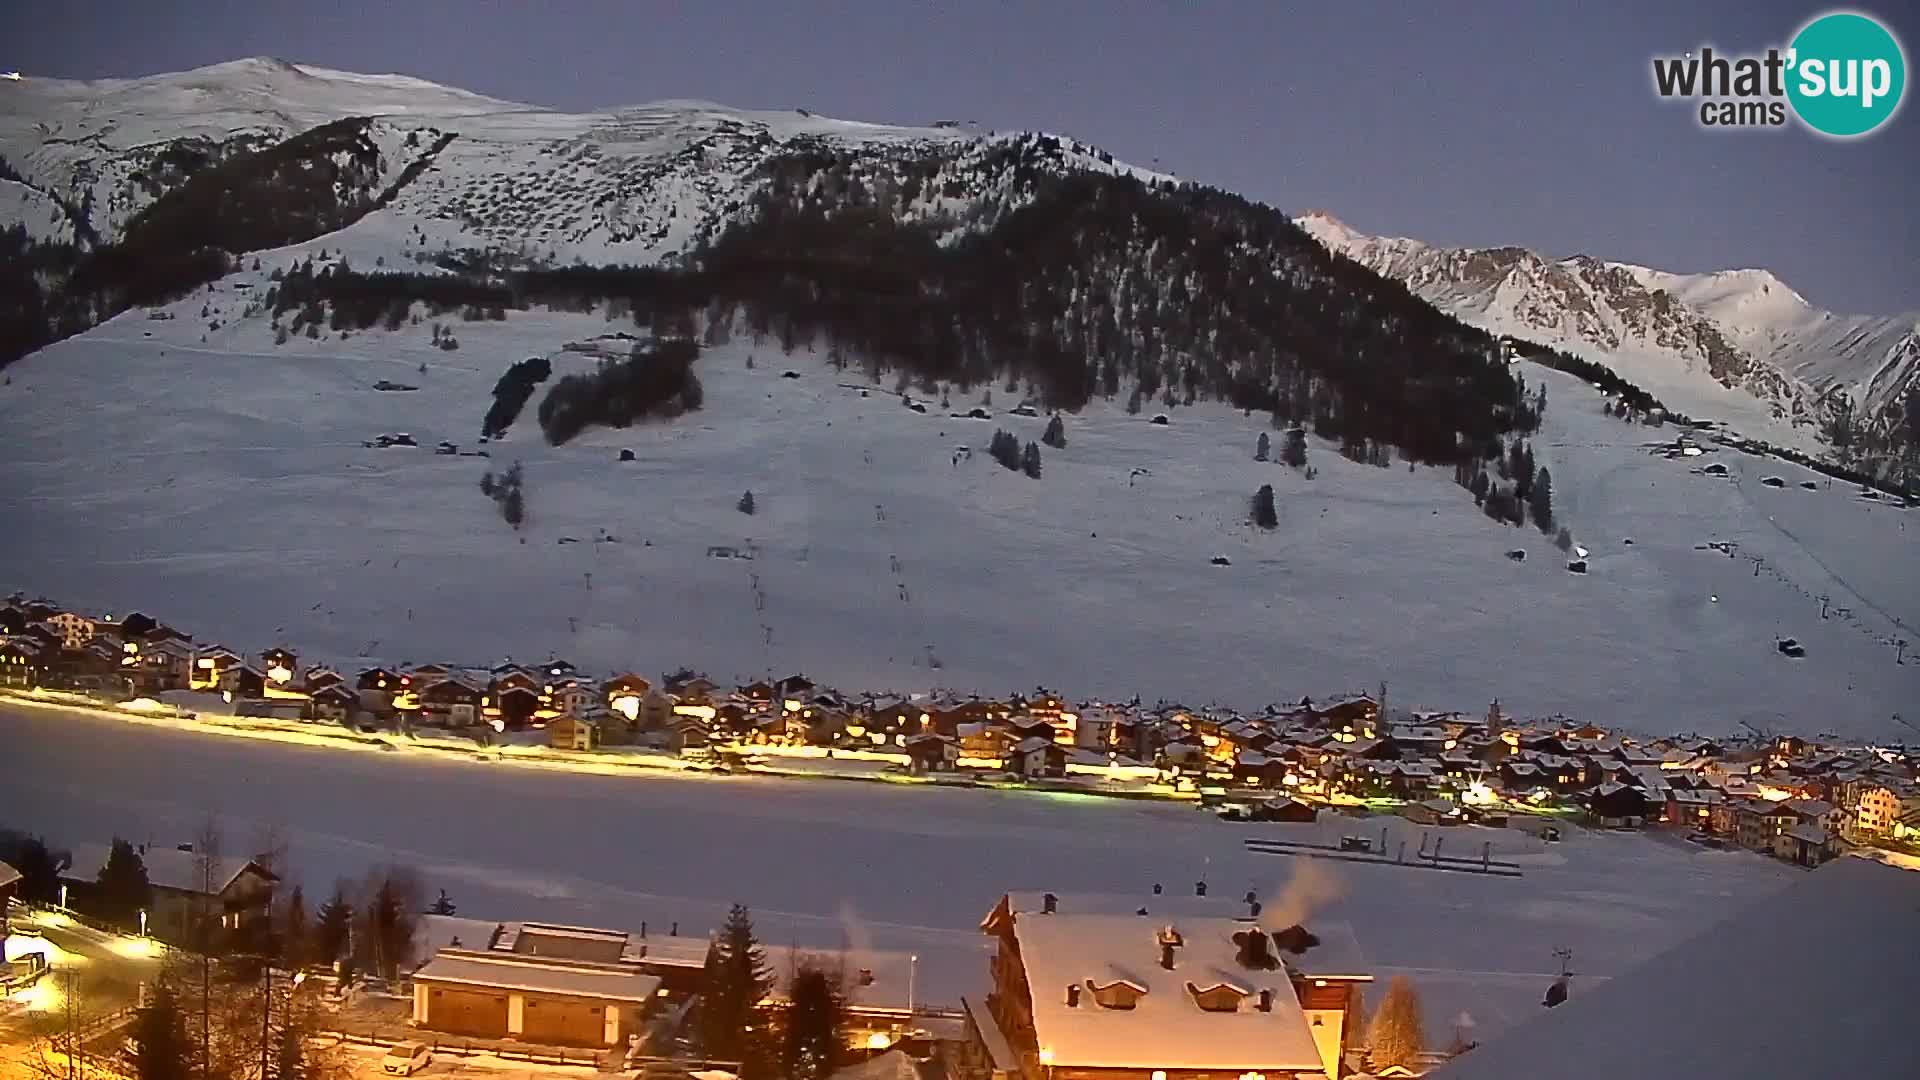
<box><xmin>5</xmin><ymin>591</ymin><xmax>1917</xmax><ymax>868</ymax></box>
<box><xmin>4</xmin><ymin>601</ymin><xmax>1919</xmax><ymax>1079</ymax></box>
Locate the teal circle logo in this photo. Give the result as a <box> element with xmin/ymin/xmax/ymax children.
<box><xmin>1787</xmin><ymin>11</ymin><xmax>1906</xmax><ymax>137</ymax></box>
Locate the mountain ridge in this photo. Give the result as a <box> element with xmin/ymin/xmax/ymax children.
<box><xmin>1295</xmin><ymin>209</ymin><xmax>1919</xmax><ymax>467</ymax></box>
<box><xmin>1</xmin><ymin>59</ymin><xmax>1914</xmax><ymax>475</ymax></box>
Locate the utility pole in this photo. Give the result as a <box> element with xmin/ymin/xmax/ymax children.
<box><xmin>63</xmin><ymin>968</ymin><xmax>78</xmax><ymax>1080</ymax></box>
<box><xmin>906</xmin><ymin>954</ymin><xmax>918</xmax><ymax>1023</ymax></box>
<box><xmin>261</xmin><ymin>964</ymin><xmax>272</xmax><ymax>1080</ymax></box>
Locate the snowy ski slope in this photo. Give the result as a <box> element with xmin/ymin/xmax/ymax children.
<box><xmin>2</xmin><ymin>255</ymin><xmax>1914</xmax><ymax>742</ymax></box>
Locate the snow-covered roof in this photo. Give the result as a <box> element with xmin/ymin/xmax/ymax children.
<box><xmin>61</xmin><ymin>842</ymin><xmax>274</xmax><ymax>895</ymax></box>
<box><xmin>412</xmin><ymin>949</ymin><xmax>660</xmax><ymax>1003</ymax></box>
<box><xmin>1426</xmin><ymin>858</ymin><xmax>1920</xmax><ymax>1080</ymax></box>
<box><xmin>829</xmin><ymin>1048</ymin><xmax>929</xmax><ymax>1080</ymax></box>
<box><xmin>1785</xmin><ymin>798</ymin><xmax>1832</xmax><ymax>819</ymax></box>
<box><xmin>1011</xmin><ymin>913</ymin><xmax>1325</xmax><ymax>1071</ymax></box>
<box><xmin>0</xmin><ymin>860</ymin><xmax>21</xmax><ymax>891</ymax></box>
<box><xmin>1783</xmin><ymin>823</ymin><xmax>1830</xmax><ymax>845</ymax></box>
<box><xmin>996</xmin><ymin>893</ymin><xmax>1367</xmax><ymax>978</ymax></box>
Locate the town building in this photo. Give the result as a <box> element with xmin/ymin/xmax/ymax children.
<box><xmin>548</xmin><ymin>713</ymin><xmax>601</xmax><ymax>751</ymax></box>
<box><xmin>60</xmin><ymin>842</ymin><xmax>277</xmax><ymax>944</ymax></box>
<box><xmin>411</xmin><ymin>922</ymin><xmax>660</xmax><ymax>1048</ymax></box>
<box><xmin>1852</xmin><ymin>784</ymin><xmax>1912</xmax><ymax>837</ymax></box>
<box><xmin>971</xmin><ymin>891</ymin><xmax>1370</xmax><ymax>1080</ymax></box>
<box><xmin>1009</xmin><ymin>737</ymin><xmax>1067</xmax><ymax>778</ymax></box>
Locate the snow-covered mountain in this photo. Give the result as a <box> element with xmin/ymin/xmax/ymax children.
<box><xmin>0</xmin><ymin>57</ymin><xmax>1159</xmax><ymax>261</ymax></box>
<box><xmin>1296</xmin><ymin>210</ymin><xmax>1920</xmax><ymax>452</ymax></box>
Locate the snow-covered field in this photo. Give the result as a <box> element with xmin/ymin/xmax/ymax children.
<box><xmin>4</xmin><ymin>700</ymin><xmax>1802</xmax><ymax>1046</ymax></box>
<box><xmin>2</xmin><ymin>261</ymin><xmax>1916</xmax><ymax>740</ymax></box>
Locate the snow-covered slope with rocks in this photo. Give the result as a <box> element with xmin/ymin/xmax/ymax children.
<box><xmin>0</xmin><ymin>58</ymin><xmax>1166</xmax><ymax>267</ymax></box>
<box><xmin>1296</xmin><ymin>210</ymin><xmax>1920</xmax><ymax>453</ymax></box>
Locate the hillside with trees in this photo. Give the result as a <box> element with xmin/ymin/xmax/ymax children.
<box><xmin>258</xmin><ymin>144</ymin><xmax>1560</xmax><ymax>485</ymax></box>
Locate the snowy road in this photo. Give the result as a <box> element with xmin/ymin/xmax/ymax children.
<box><xmin>6</xmin><ymin>703</ymin><xmax>1801</xmax><ymax>1043</ymax></box>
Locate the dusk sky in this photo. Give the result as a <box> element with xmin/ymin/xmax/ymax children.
<box><xmin>6</xmin><ymin>0</ymin><xmax>1916</xmax><ymax>314</ymax></box>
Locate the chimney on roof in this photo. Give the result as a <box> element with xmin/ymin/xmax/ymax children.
<box><xmin>1152</xmin><ymin>882</ymin><xmax>1163</xmax><ymax>895</ymax></box>
<box><xmin>1194</xmin><ymin>880</ymin><xmax>1208</xmax><ymax>897</ymax></box>
<box><xmin>1066</xmin><ymin>984</ymin><xmax>1081</xmax><ymax>1007</ymax></box>
<box><xmin>1157</xmin><ymin>925</ymin><xmax>1183</xmax><ymax>970</ymax></box>
<box><xmin>1271</xmin><ymin>925</ymin><xmax>1321</xmax><ymax>956</ymax></box>
<box><xmin>1235</xmin><ymin>927</ymin><xmax>1277</xmax><ymax>971</ymax></box>
<box><xmin>1042</xmin><ymin>892</ymin><xmax>1058</xmax><ymax>914</ymax></box>
<box><xmin>1258</xmin><ymin>988</ymin><xmax>1274</xmax><ymax>1012</ymax></box>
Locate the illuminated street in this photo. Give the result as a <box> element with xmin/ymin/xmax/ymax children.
<box><xmin>1</xmin><ymin>908</ymin><xmax>164</xmax><ymax>1045</ymax></box>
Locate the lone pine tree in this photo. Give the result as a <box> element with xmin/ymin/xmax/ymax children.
<box><xmin>1042</xmin><ymin>414</ymin><xmax>1067</xmax><ymax>449</ymax></box>
<box><xmin>1282</xmin><ymin>427</ymin><xmax>1308</xmax><ymax>468</ymax></box>
<box><xmin>1252</xmin><ymin>484</ymin><xmax>1278</xmax><ymax>529</ymax></box>
<box><xmin>1529</xmin><ymin>467</ymin><xmax>1554</xmax><ymax>532</ymax></box>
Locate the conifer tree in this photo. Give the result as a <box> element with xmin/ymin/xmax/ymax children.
<box><xmin>780</xmin><ymin>962</ymin><xmax>846</xmax><ymax>1080</ymax></box>
<box><xmin>1042</xmin><ymin>414</ymin><xmax>1066</xmax><ymax>449</ymax></box>
<box><xmin>96</xmin><ymin>837</ymin><xmax>151</xmax><ymax>930</ymax></box>
<box><xmin>1252</xmin><ymin>484</ymin><xmax>1278</xmax><ymax>529</ymax></box>
<box><xmin>1282</xmin><ymin>427</ymin><xmax>1308</xmax><ymax>468</ymax></box>
<box><xmin>1256</xmin><ymin>432</ymin><xmax>1270</xmax><ymax>462</ymax></box>
<box><xmin>1022</xmin><ymin>441</ymin><xmax>1042</xmax><ymax>478</ymax></box>
<box><xmin>10</xmin><ymin>836</ymin><xmax>59</xmax><ymax>905</ymax></box>
<box><xmin>313</xmin><ymin>885</ymin><xmax>352</xmax><ymax>970</ymax></box>
<box><xmin>128</xmin><ymin>982</ymin><xmax>193</xmax><ymax>1080</ymax></box>
<box><xmin>698</xmin><ymin>904</ymin><xmax>773</xmax><ymax>1065</ymax></box>
<box><xmin>1529</xmin><ymin>467</ymin><xmax>1554</xmax><ymax>532</ymax></box>
<box><xmin>1368</xmin><ymin>975</ymin><xmax>1427</xmax><ymax>1071</ymax></box>
<box><xmin>280</xmin><ymin>885</ymin><xmax>310</xmax><ymax>969</ymax></box>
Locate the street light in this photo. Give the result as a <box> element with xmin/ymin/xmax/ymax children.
<box><xmin>139</xmin><ymin>909</ymin><xmax>148</xmax><ymax>936</ymax></box>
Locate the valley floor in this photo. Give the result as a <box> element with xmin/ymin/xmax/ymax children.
<box><xmin>4</xmin><ymin>700</ymin><xmax>1802</xmax><ymax>1049</ymax></box>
